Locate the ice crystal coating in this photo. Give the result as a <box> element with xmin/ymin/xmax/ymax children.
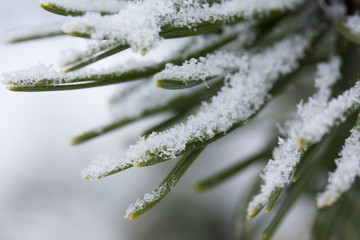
<box><xmin>62</xmin><ymin>0</ymin><xmax>303</xmax><ymax>52</ymax></box>
<box><xmin>317</xmin><ymin>126</ymin><xmax>360</xmax><ymax>207</ymax></box>
<box><xmin>82</xmin><ymin>34</ymin><xmax>311</xmax><ymax>180</ymax></box>
<box><xmin>345</xmin><ymin>14</ymin><xmax>360</xmax><ymax>35</ymax></box>
<box><xmin>247</xmin><ymin>57</ymin><xmax>342</xmax><ymax>217</ymax></box>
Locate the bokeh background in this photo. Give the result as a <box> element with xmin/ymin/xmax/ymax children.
<box><xmin>0</xmin><ymin>1</ymin><xmax>315</xmax><ymax>239</ymax></box>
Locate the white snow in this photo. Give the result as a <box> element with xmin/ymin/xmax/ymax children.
<box><xmin>317</xmin><ymin>126</ymin><xmax>360</xmax><ymax>207</ymax></box>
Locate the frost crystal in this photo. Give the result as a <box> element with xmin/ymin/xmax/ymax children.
<box><xmin>82</xmin><ymin>34</ymin><xmax>311</xmax><ymax>180</ymax></box>
<box><xmin>247</xmin><ymin>57</ymin><xmax>342</xmax><ymax>217</ymax></box>
<box><xmin>317</xmin><ymin>126</ymin><xmax>360</xmax><ymax>207</ymax></box>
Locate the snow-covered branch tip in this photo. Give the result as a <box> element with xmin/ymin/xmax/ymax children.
<box><xmin>247</xmin><ymin>56</ymin><xmax>343</xmax><ymax>219</ymax></box>
<box><xmin>317</xmin><ymin>123</ymin><xmax>360</xmax><ymax>208</ymax></box>
<box><xmin>247</xmin><ymin>79</ymin><xmax>360</xmax><ymax>217</ymax></box>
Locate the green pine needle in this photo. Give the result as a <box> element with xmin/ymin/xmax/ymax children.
<box><xmin>125</xmin><ymin>147</ymin><xmax>205</xmax><ymax>220</ymax></box>
<box><xmin>194</xmin><ymin>139</ymin><xmax>275</xmax><ymax>192</ymax></box>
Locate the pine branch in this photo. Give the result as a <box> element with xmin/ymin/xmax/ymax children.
<box><xmin>81</xmin><ymin>33</ymin><xmax>313</xmax><ymax>180</ymax></box>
